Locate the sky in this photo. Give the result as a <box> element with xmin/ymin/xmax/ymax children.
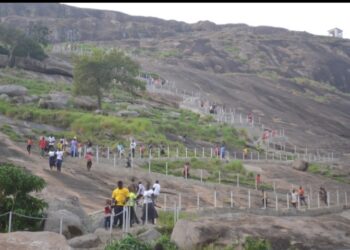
<box><xmin>62</xmin><ymin>3</ymin><xmax>350</xmax><ymax>39</ymax></box>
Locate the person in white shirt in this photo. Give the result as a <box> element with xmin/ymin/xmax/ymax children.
<box><xmin>291</xmin><ymin>189</ymin><xmax>298</xmax><ymax>208</ymax></box>
<box><xmin>130</xmin><ymin>139</ymin><xmax>137</xmax><ymax>158</ymax></box>
<box><xmin>152</xmin><ymin>180</ymin><xmax>161</xmax><ymax>204</ymax></box>
<box><xmin>48</xmin><ymin>135</ymin><xmax>56</xmax><ymax>150</ymax></box>
<box><xmin>141</xmin><ymin>182</ymin><xmax>158</xmax><ymax>224</ymax></box>
<box><xmin>56</xmin><ymin>150</ymin><xmax>64</xmax><ymax>172</ymax></box>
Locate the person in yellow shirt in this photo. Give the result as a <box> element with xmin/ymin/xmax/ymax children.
<box><xmin>111</xmin><ymin>180</ymin><xmax>129</xmax><ymax>228</ymax></box>
<box><xmin>243</xmin><ymin>148</ymin><xmax>248</xmax><ymax>159</ymax></box>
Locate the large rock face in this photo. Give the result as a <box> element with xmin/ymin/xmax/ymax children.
<box><xmin>171</xmin><ymin>211</ymin><xmax>350</xmax><ymax>250</ymax></box>
<box><xmin>67</xmin><ymin>233</ymin><xmax>101</xmax><ymax>248</ymax></box>
<box><xmin>44</xmin><ymin>196</ymin><xmax>89</xmax><ymax>239</ymax></box>
<box><xmin>0</xmin><ymin>85</ymin><xmax>27</xmax><ymax>97</ymax></box>
<box><xmin>0</xmin><ymin>231</ymin><xmax>71</xmax><ymax>250</ymax></box>
<box><xmin>73</xmin><ymin>96</ymin><xmax>98</xmax><ymax>110</ymax></box>
<box><xmin>292</xmin><ymin>159</ymin><xmax>309</xmax><ymax>171</ymax></box>
<box><xmin>171</xmin><ymin>219</ymin><xmax>231</xmax><ymax>250</ymax></box>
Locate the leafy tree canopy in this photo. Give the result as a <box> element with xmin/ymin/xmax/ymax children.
<box><xmin>0</xmin><ymin>163</ymin><xmax>47</xmax><ymax>232</ymax></box>
<box><xmin>73</xmin><ymin>48</ymin><xmax>145</xmax><ymax>109</ymax></box>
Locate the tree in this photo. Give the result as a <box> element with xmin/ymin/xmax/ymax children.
<box><xmin>0</xmin><ymin>24</ymin><xmax>47</xmax><ymax>66</ymax></box>
<box><xmin>73</xmin><ymin>49</ymin><xmax>144</xmax><ymax>109</ymax></box>
<box><xmin>26</xmin><ymin>22</ymin><xmax>50</xmax><ymax>47</ymax></box>
<box><xmin>0</xmin><ymin>163</ymin><xmax>47</xmax><ymax>232</ymax></box>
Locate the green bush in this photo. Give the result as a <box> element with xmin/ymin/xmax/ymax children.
<box><xmin>224</xmin><ymin>160</ymin><xmax>245</xmax><ymax>174</ymax></box>
<box><xmin>244</xmin><ymin>237</ymin><xmax>271</xmax><ymax>250</ymax></box>
<box><xmin>0</xmin><ymin>163</ymin><xmax>47</xmax><ymax>232</ymax></box>
<box><xmin>105</xmin><ymin>234</ymin><xmax>151</xmax><ymax>250</ymax></box>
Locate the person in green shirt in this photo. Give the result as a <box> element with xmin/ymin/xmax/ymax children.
<box><xmin>126</xmin><ymin>185</ymin><xmax>140</xmax><ymax>226</ymax></box>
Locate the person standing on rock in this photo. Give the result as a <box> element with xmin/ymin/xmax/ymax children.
<box><xmin>56</xmin><ymin>149</ymin><xmax>64</xmax><ymax>172</ymax></box>
<box><xmin>111</xmin><ymin>181</ymin><xmax>129</xmax><ymax>228</ymax></box>
<box><xmin>220</xmin><ymin>143</ymin><xmax>226</xmax><ymax>160</ymax></box>
<box><xmin>152</xmin><ymin>180</ymin><xmax>161</xmax><ymax>205</ymax></box>
<box><xmin>299</xmin><ymin>186</ymin><xmax>307</xmax><ymax>206</ymax></box>
<box><xmin>319</xmin><ymin>186</ymin><xmax>328</xmax><ymax>205</ymax></box>
<box><xmin>141</xmin><ymin>182</ymin><xmax>158</xmax><ymax>225</ymax></box>
<box><xmin>261</xmin><ymin>188</ymin><xmax>268</xmax><ymax>208</ymax></box>
<box><xmin>26</xmin><ymin>136</ymin><xmax>33</xmax><ymax>155</ymax></box>
<box><xmin>70</xmin><ymin>137</ymin><xmax>78</xmax><ymax>157</ymax></box>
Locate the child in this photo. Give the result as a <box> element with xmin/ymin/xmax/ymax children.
<box><xmin>85</xmin><ymin>153</ymin><xmax>93</xmax><ymax>171</ymax></box>
<box><xmin>104</xmin><ymin>199</ymin><xmax>112</xmax><ymax>230</ymax></box>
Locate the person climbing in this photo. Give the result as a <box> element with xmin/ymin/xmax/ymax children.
<box><xmin>126</xmin><ymin>153</ymin><xmax>132</xmax><ymax>168</ymax></box>
<box><xmin>104</xmin><ymin>199</ymin><xmax>112</xmax><ymax>230</ymax></box>
<box><xmin>48</xmin><ymin>135</ymin><xmax>56</xmax><ymax>151</ymax></box>
<box><xmin>126</xmin><ymin>185</ymin><xmax>140</xmax><ymax>226</ymax></box>
<box><xmin>130</xmin><ymin>139</ymin><xmax>136</xmax><ymax>158</ymax></box>
<box><xmin>261</xmin><ymin>188</ymin><xmax>268</xmax><ymax>208</ymax></box>
<box><xmin>299</xmin><ymin>186</ymin><xmax>307</xmax><ymax>206</ymax></box>
<box><xmin>183</xmin><ymin>162</ymin><xmax>190</xmax><ymax>179</ymax></box>
<box><xmin>152</xmin><ymin>180</ymin><xmax>161</xmax><ymax>205</ymax></box>
<box><xmin>56</xmin><ymin>149</ymin><xmax>64</xmax><ymax>172</ymax></box>
<box><xmin>111</xmin><ymin>181</ymin><xmax>129</xmax><ymax>228</ymax></box>
<box><xmin>48</xmin><ymin>147</ymin><xmax>56</xmax><ymax>170</ymax></box>
<box><xmin>291</xmin><ymin>189</ymin><xmax>298</xmax><ymax>208</ymax></box>
<box><xmin>140</xmin><ymin>144</ymin><xmax>145</xmax><ymax>158</ymax></box>
<box><xmin>256</xmin><ymin>174</ymin><xmax>261</xmax><ymax>190</ymax></box>
<box><xmin>39</xmin><ymin>136</ymin><xmax>46</xmax><ymax>158</ymax></box>
<box><xmin>85</xmin><ymin>152</ymin><xmax>93</xmax><ymax>171</ymax></box>
<box><xmin>26</xmin><ymin>136</ymin><xmax>33</xmax><ymax>155</ymax></box>
<box><xmin>220</xmin><ymin>143</ymin><xmax>226</xmax><ymax>160</ymax></box>
<box><xmin>319</xmin><ymin>186</ymin><xmax>328</xmax><ymax>205</ymax></box>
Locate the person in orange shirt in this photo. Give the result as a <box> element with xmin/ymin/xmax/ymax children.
<box><xmin>299</xmin><ymin>186</ymin><xmax>307</xmax><ymax>206</ymax></box>
<box><xmin>27</xmin><ymin>136</ymin><xmax>33</xmax><ymax>155</ymax></box>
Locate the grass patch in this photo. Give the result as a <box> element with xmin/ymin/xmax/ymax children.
<box><xmin>0</xmin><ymin>124</ymin><xmax>23</xmax><ymax>142</ymax></box>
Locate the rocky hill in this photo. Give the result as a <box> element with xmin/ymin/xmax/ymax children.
<box><xmin>1</xmin><ymin>3</ymin><xmax>350</xmax><ymax>153</ymax></box>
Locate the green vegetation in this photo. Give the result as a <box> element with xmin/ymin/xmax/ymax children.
<box><xmin>105</xmin><ymin>234</ymin><xmax>178</xmax><ymax>250</ymax></box>
<box><xmin>0</xmin><ymin>124</ymin><xmax>23</xmax><ymax>142</ymax></box>
<box><xmin>0</xmin><ymin>97</ymin><xmax>246</xmax><ymax>151</ymax></box>
<box><xmin>244</xmin><ymin>237</ymin><xmax>271</xmax><ymax>250</ymax></box>
<box><xmin>0</xmin><ymin>163</ymin><xmax>47</xmax><ymax>232</ymax></box>
<box><xmin>307</xmin><ymin>163</ymin><xmax>350</xmax><ymax>184</ymax></box>
<box><xmin>73</xmin><ymin>48</ymin><xmax>144</xmax><ymax>108</ymax></box>
<box><xmin>0</xmin><ymin>24</ymin><xmax>47</xmax><ymax>66</ymax></box>
<box><xmin>0</xmin><ymin>74</ymin><xmax>71</xmax><ymax>95</ymax></box>
<box><xmin>141</xmin><ymin>158</ymin><xmax>273</xmax><ymax>190</ymax></box>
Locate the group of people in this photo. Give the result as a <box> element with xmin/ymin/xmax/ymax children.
<box><xmin>26</xmin><ymin>135</ymin><xmax>94</xmax><ymax>172</ymax></box>
<box><xmin>213</xmin><ymin>144</ymin><xmax>226</xmax><ymax>159</ymax></box>
<box><xmin>261</xmin><ymin>185</ymin><xmax>328</xmax><ymax>209</ymax></box>
<box><xmin>104</xmin><ymin>179</ymin><xmax>161</xmax><ymax>229</ymax></box>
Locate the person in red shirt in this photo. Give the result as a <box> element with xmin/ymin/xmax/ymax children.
<box><xmin>38</xmin><ymin>136</ymin><xmax>46</xmax><ymax>157</ymax></box>
<box><xmin>104</xmin><ymin>199</ymin><xmax>112</xmax><ymax>230</ymax></box>
<box><xmin>27</xmin><ymin>137</ymin><xmax>33</xmax><ymax>155</ymax></box>
<box><xmin>299</xmin><ymin>186</ymin><xmax>307</xmax><ymax>206</ymax></box>
<box><xmin>256</xmin><ymin>174</ymin><xmax>261</xmax><ymax>190</ymax></box>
